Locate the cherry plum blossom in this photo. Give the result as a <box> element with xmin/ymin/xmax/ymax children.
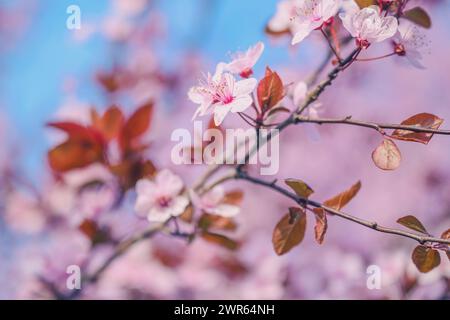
<box><xmin>189</xmin><ymin>186</ymin><xmax>240</xmax><ymax>218</ymax></box>
<box><xmin>225</xmin><ymin>42</ymin><xmax>265</xmax><ymax>78</ymax></box>
<box><xmin>340</xmin><ymin>5</ymin><xmax>398</xmax><ymax>49</ymax></box>
<box><xmin>134</xmin><ymin>169</ymin><xmax>189</xmax><ymax>222</ymax></box>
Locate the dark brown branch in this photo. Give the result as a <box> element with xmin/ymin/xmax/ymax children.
<box><xmin>235</xmin><ymin>170</ymin><xmax>450</xmax><ymax>246</ymax></box>
<box><xmin>296</xmin><ymin>116</ymin><xmax>450</xmax><ymax>136</ymax></box>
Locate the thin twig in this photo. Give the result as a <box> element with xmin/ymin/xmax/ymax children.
<box><xmin>235</xmin><ymin>170</ymin><xmax>450</xmax><ymax>246</ymax></box>
<box><xmin>295</xmin><ymin>116</ymin><xmax>450</xmax><ymax>136</ymax></box>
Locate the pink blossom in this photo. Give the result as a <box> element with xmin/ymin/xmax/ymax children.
<box><xmin>268</xmin><ymin>0</ymin><xmax>300</xmax><ymax>35</ymax></box>
<box><xmin>394</xmin><ymin>22</ymin><xmax>430</xmax><ymax>69</ymax></box>
<box><xmin>4</xmin><ymin>191</ymin><xmax>46</xmax><ymax>234</ymax></box>
<box><xmin>189</xmin><ymin>186</ymin><xmax>240</xmax><ymax>218</ymax></box>
<box><xmin>188</xmin><ymin>65</ymin><xmax>257</xmax><ymax>125</ymax></box>
<box><xmin>340</xmin><ymin>5</ymin><xmax>398</xmax><ymax>49</ymax></box>
<box><xmin>225</xmin><ymin>42</ymin><xmax>264</xmax><ymax>78</ymax></box>
<box><xmin>134</xmin><ymin>169</ymin><xmax>189</xmax><ymax>222</ymax></box>
<box><xmin>291</xmin><ymin>0</ymin><xmax>340</xmax><ymax>45</ymax></box>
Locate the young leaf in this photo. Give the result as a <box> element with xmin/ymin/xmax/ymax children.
<box><xmin>314</xmin><ymin>209</ymin><xmax>328</xmax><ymax>245</ymax></box>
<box><xmin>372</xmin><ymin>138</ymin><xmax>401</xmax><ymax>171</ymax></box>
<box><xmin>272</xmin><ymin>207</ymin><xmax>307</xmax><ymax>255</ymax></box>
<box><xmin>396</xmin><ymin>215</ymin><xmax>428</xmax><ymax>234</ymax></box>
<box><xmin>198</xmin><ymin>213</ymin><xmax>237</xmax><ymax>231</ymax></box>
<box><xmin>441</xmin><ymin>229</ymin><xmax>450</xmax><ymax>261</ymax></box>
<box><xmin>122</xmin><ymin>101</ymin><xmax>154</xmax><ymax>140</ymax></box>
<box><xmin>47</xmin><ymin>133</ymin><xmax>104</xmax><ymax>172</ymax></box>
<box><xmin>179</xmin><ymin>205</ymin><xmax>194</xmax><ymax>223</ymax></box>
<box><xmin>318</xmin><ymin>181</ymin><xmax>362</xmax><ymax>213</ymax></box>
<box><xmin>91</xmin><ymin>106</ymin><xmax>125</xmax><ymax>141</ymax></box>
<box><xmin>391</xmin><ymin>113</ymin><xmax>444</xmax><ymax>144</ymax></box>
<box><xmin>412</xmin><ymin>245</ymin><xmax>441</xmax><ymax>273</ymax></box>
<box><xmin>201</xmin><ymin>232</ymin><xmax>239</xmax><ymax>250</ymax></box>
<box><xmin>403</xmin><ymin>7</ymin><xmax>432</xmax><ymax>29</ymax></box>
<box><xmin>285</xmin><ymin>179</ymin><xmax>314</xmax><ymax>198</ymax></box>
<box><xmin>257</xmin><ymin>67</ymin><xmax>284</xmax><ymax>113</ymax></box>
<box><xmin>221</xmin><ymin>189</ymin><xmax>244</xmax><ymax>205</ymax></box>
<box><xmin>355</xmin><ymin>0</ymin><xmax>375</xmax><ymax>9</ymax></box>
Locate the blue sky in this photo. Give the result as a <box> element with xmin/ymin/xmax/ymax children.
<box><xmin>1</xmin><ymin>0</ymin><xmax>315</xmax><ymax>177</ymax></box>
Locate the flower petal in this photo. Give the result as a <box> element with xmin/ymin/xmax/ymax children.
<box><xmin>229</xmin><ymin>95</ymin><xmax>253</xmax><ymax>113</ymax></box>
<box><xmin>234</xmin><ymin>78</ymin><xmax>257</xmax><ymax>96</ymax></box>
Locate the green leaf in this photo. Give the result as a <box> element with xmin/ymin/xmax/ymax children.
<box><xmin>396</xmin><ymin>215</ymin><xmax>428</xmax><ymax>234</ymax></box>
<box><xmin>285</xmin><ymin>179</ymin><xmax>314</xmax><ymax>199</ymax></box>
<box><xmin>411</xmin><ymin>245</ymin><xmax>441</xmax><ymax>273</ymax></box>
<box><xmin>403</xmin><ymin>7</ymin><xmax>432</xmax><ymax>29</ymax></box>
<box><xmin>272</xmin><ymin>207</ymin><xmax>307</xmax><ymax>255</ymax></box>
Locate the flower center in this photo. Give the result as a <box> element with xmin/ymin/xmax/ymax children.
<box><xmin>157</xmin><ymin>196</ymin><xmax>172</xmax><ymax>208</ymax></box>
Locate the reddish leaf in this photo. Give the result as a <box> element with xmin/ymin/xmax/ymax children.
<box><xmin>314</xmin><ymin>209</ymin><xmax>328</xmax><ymax>245</ymax></box>
<box><xmin>221</xmin><ymin>189</ymin><xmax>244</xmax><ymax>205</ymax></box>
<box><xmin>355</xmin><ymin>0</ymin><xmax>376</xmax><ymax>9</ymax></box>
<box><xmin>179</xmin><ymin>205</ymin><xmax>194</xmax><ymax>223</ymax></box>
<box><xmin>257</xmin><ymin>67</ymin><xmax>284</xmax><ymax>113</ymax></box>
<box><xmin>403</xmin><ymin>7</ymin><xmax>432</xmax><ymax>29</ymax></box>
<box><xmin>372</xmin><ymin>138</ymin><xmax>401</xmax><ymax>171</ymax></box>
<box><xmin>198</xmin><ymin>213</ymin><xmax>237</xmax><ymax>231</ymax></box>
<box><xmin>396</xmin><ymin>215</ymin><xmax>428</xmax><ymax>234</ymax></box>
<box><xmin>391</xmin><ymin>113</ymin><xmax>443</xmax><ymax>144</ymax></box>
<box><xmin>48</xmin><ymin>137</ymin><xmax>104</xmax><ymax>172</ymax></box>
<box><xmin>91</xmin><ymin>106</ymin><xmax>125</xmax><ymax>141</ymax></box>
<box><xmin>285</xmin><ymin>179</ymin><xmax>314</xmax><ymax>198</ymax></box>
<box><xmin>412</xmin><ymin>245</ymin><xmax>441</xmax><ymax>273</ymax></box>
<box><xmin>272</xmin><ymin>207</ymin><xmax>307</xmax><ymax>255</ymax></box>
<box><xmin>124</xmin><ymin>102</ymin><xmax>153</xmax><ymax>138</ymax></box>
<box><xmin>318</xmin><ymin>181</ymin><xmax>362</xmax><ymax>213</ymax></box>
<box><xmin>441</xmin><ymin>229</ymin><xmax>450</xmax><ymax>261</ymax></box>
<box><xmin>78</xmin><ymin>219</ymin><xmax>110</xmax><ymax>246</ymax></box>
<box><xmin>201</xmin><ymin>232</ymin><xmax>239</xmax><ymax>250</ymax></box>
<box><xmin>96</xmin><ymin>70</ymin><xmax>122</xmax><ymax>92</ymax></box>
<box><xmin>442</xmin><ymin>229</ymin><xmax>450</xmax><ymax>239</ymax></box>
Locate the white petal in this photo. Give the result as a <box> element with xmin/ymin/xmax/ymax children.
<box><xmin>291</xmin><ymin>23</ymin><xmax>313</xmax><ymax>45</ymax></box>
<box><xmin>293</xmin><ymin>81</ymin><xmax>307</xmax><ymax>106</ymax></box>
<box><xmin>169</xmin><ymin>196</ymin><xmax>189</xmax><ymax>217</ymax></box>
<box><xmin>213</xmin><ymin>104</ymin><xmax>230</xmax><ymax>126</ymax></box>
<box><xmin>210</xmin><ymin>204</ymin><xmax>240</xmax><ymax>218</ymax></box>
<box><xmin>374</xmin><ymin>16</ymin><xmax>398</xmax><ymax>43</ymax></box>
<box><xmin>134</xmin><ymin>195</ymin><xmax>153</xmax><ymax>217</ymax></box>
<box><xmin>234</xmin><ymin>78</ymin><xmax>257</xmax><ymax>96</ymax></box>
<box><xmin>229</xmin><ymin>95</ymin><xmax>253</xmax><ymax>113</ymax></box>
<box><xmin>147</xmin><ymin>208</ymin><xmax>172</xmax><ymax>222</ymax></box>
<box><xmin>156</xmin><ymin>169</ymin><xmax>184</xmax><ymax>196</ymax></box>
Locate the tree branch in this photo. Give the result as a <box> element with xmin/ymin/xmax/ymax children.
<box><xmin>235</xmin><ymin>170</ymin><xmax>450</xmax><ymax>246</ymax></box>
<box><xmin>296</xmin><ymin>116</ymin><xmax>450</xmax><ymax>136</ymax></box>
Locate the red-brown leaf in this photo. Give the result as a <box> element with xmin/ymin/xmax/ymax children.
<box><xmin>411</xmin><ymin>245</ymin><xmax>441</xmax><ymax>273</ymax></box>
<box><xmin>201</xmin><ymin>232</ymin><xmax>239</xmax><ymax>250</ymax></box>
<box><xmin>396</xmin><ymin>215</ymin><xmax>428</xmax><ymax>234</ymax></box>
<box><xmin>403</xmin><ymin>7</ymin><xmax>432</xmax><ymax>29</ymax></box>
<box><xmin>391</xmin><ymin>113</ymin><xmax>443</xmax><ymax>144</ymax></box>
<box><xmin>272</xmin><ymin>207</ymin><xmax>307</xmax><ymax>255</ymax></box>
<box><xmin>48</xmin><ymin>135</ymin><xmax>104</xmax><ymax>172</ymax></box>
<box><xmin>319</xmin><ymin>181</ymin><xmax>362</xmax><ymax>212</ymax></box>
<box><xmin>198</xmin><ymin>213</ymin><xmax>237</xmax><ymax>231</ymax></box>
<box><xmin>314</xmin><ymin>209</ymin><xmax>328</xmax><ymax>245</ymax></box>
<box><xmin>372</xmin><ymin>138</ymin><xmax>401</xmax><ymax>171</ymax></box>
<box><xmin>257</xmin><ymin>67</ymin><xmax>284</xmax><ymax>113</ymax></box>
<box><xmin>122</xmin><ymin>101</ymin><xmax>154</xmax><ymax>140</ymax></box>
<box><xmin>285</xmin><ymin>179</ymin><xmax>314</xmax><ymax>199</ymax></box>
<box><xmin>91</xmin><ymin>106</ymin><xmax>125</xmax><ymax>141</ymax></box>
